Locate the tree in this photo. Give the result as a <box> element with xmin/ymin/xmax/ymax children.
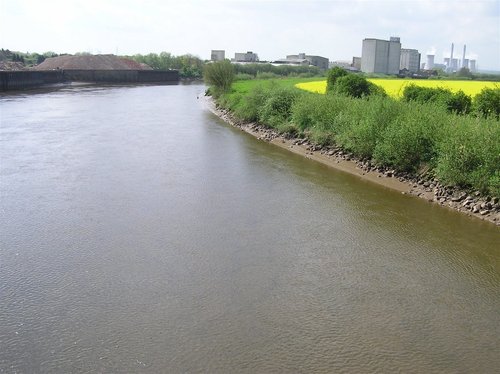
<box><xmin>333</xmin><ymin>74</ymin><xmax>372</xmax><ymax>98</ymax></box>
<box><xmin>203</xmin><ymin>60</ymin><xmax>235</xmax><ymax>95</ymax></box>
<box><xmin>326</xmin><ymin>66</ymin><xmax>348</xmax><ymax>93</ymax></box>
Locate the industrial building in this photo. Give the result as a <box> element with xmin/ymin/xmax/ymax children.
<box><xmin>210</xmin><ymin>50</ymin><xmax>225</xmax><ymax>61</ymax></box>
<box><xmin>400</xmin><ymin>49</ymin><xmax>421</xmax><ymax>73</ymax></box>
<box><xmin>285</xmin><ymin>53</ymin><xmax>329</xmax><ymax>70</ymax></box>
<box><xmin>234</xmin><ymin>51</ymin><xmax>259</xmax><ymax>63</ymax></box>
<box><xmin>361</xmin><ymin>37</ymin><xmax>401</xmax><ymax>75</ymax></box>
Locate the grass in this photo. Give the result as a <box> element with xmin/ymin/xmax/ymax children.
<box><xmin>296</xmin><ymin>79</ymin><xmax>499</xmax><ymax>98</ymax></box>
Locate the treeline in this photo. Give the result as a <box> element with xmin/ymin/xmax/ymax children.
<box><xmin>208</xmin><ymin>63</ymin><xmax>499</xmax><ymax>196</ymax></box>
<box><xmin>0</xmin><ymin>49</ymin><xmax>59</xmax><ymax>66</ymax></box>
<box><xmin>129</xmin><ymin>52</ymin><xmax>204</xmax><ymax>79</ymax></box>
<box><xmin>233</xmin><ymin>63</ymin><xmax>323</xmax><ymax>80</ymax></box>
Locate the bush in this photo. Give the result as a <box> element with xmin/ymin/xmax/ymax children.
<box><xmin>402</xmin><ymin>84</ymin><xmax>472</xmax><ymax>115</ymax></box>
<box><xmin>435</xmin><ymin>116</ymin><xmax>500</xmax><ymax>195</ymax></box>
<box><xmin>335</xmin><ymin>96</ymin><xmax>399</xmax><ymax>158</ymax></box>
<box><xmin>203</xmin><ymin>60</ymin><xmax>235</xmax><ymax>96</ymax></box>
<box><xmin>474</xmin><ymin>87</ymin><xmax>500</xmax><ymax>119</ymax></box>
<box><xmin>326</xmin><ymin>67</ymin><xmax>348</xmax><ymax>93</ymax></box>
<box><xmin>333</xmin><ymin>74</ymin><xmax>373</xmax><ymax>98</ymax></box>
<box><xmin>234</xmin><ymin>84</ymin><xmax>271</xmax><ymax>122</ymax></box>
<box><xmin>258</xmin><ymin>87</ymin><xmax>303</xmax><ymax>129</ymax></box>
<box><xmin>373</xmin><ymin>104</ymin><xmax>446</xmax><ymax>172</ymax></box>
<box><xmin>446</xmin><ymin>90</ymin><xmax>472</xmax><ymax>115</ymax></box>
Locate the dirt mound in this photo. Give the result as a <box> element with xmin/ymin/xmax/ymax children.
<box><xmin>33</xmin><ymin>54</ymin><xmax>152</xmax><ymax>70</ymax></box>
<box><xmin>0</xmin><ymin>61</ymin><xmax>27</xmax><ymax>71</ymax></box>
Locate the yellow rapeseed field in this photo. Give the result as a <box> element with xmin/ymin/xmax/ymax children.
<box><xmin>296</xmin><ymin>79</ymin><xmax>499</xmax><ymax>98</ymax></box>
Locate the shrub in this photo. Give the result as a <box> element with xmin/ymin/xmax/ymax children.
<box><xmin>335</xmin><ymin>96</ymin><xmax>399</xmax><ymax>158</ymax></box>
<box><xmin>446</xmin><ymin>90</ymin><xmax>472</xmax><ymax>115</ymax></box>
<box><xmin>435</xmin><ymin>116</ymin><xmax>500</xmax><ymax>195</ymax></box>
<box><xmin>402</xmin><ymin>84</ymin><xmax>472</xmax><ymax>115</ymax></box>
<box><xmin>333</xmin><ymin>74</ymin><xmax>372</xmax><ymax>98</ymax></box>
<box><xmin>373</xmin><ymin>103</ymin><xmax>446</xmax><ymax>172</ymax></box>
<box><xmin>474</xmin><ymin>87</ymin><xmax>500</xmax><ymax>119</ymax></box>
<box><xmin>326</xmin><ymin>67</ymin><xmax>348</xmax><ymax>93</ymax></box>
<box><xmin>258</xmin><ymin>87</ymin><xmax>302</xmax><ymax>129</ymax></box>
<box><xmin>234</xmin><ymin>84</ymin><xmax>271</xmax><ymax>122</ymax></box>
<box><xmin>203</xmin><ymin>60</ymin><xmax>235</xmax><ymax>96</ymax></box>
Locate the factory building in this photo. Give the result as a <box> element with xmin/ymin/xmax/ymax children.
<box><xmin>210</xmin><ymin>50</ymin><xmax>225</xmax><ymax>61</ymax></box>
<box><xmin>234</xmin><ymin>51</ymin><xmax>259</xmax><ymax>63</ymax></box>
<box><xmin>400</xmin><ymin>49</ymin><xmax>421</xmax><ymax>73</ymax></box>
<box><xmin>361</xmin><ymin>37</ymin><xmax>401</xmax><ymax>75</ymax></box>
<box><xmin>285</xmin><ymin>53</ymin><xmax>329</xmax><ymax>70</ymax></box>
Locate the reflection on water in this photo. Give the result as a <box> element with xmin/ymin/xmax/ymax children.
<box><xmin>1</xmin><ymin>84</ymin><xmax>499</xmax><ymax>373</ymax></box>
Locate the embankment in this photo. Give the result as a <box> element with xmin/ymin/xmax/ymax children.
<box><xmin>205</xmin><ymin>96</ymin><xmax>500</xmax><ymax>226</ymax></box>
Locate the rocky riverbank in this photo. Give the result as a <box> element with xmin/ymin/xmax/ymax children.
<box><xmin>205</xmin><ymin>97</ymin><xmax>500</xmax><ymax>226</ymax></box>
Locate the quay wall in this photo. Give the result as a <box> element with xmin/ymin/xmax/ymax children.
<box><xmin>1</xmin><ymin>69</ymin><xmax>179</xmax><ymax>91</ymax></box>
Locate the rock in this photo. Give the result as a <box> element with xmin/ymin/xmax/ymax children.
<box><xmin>451</xmin><ymin>194</ymin><xmax>466</xmax><ymax>202</ymax></box>
<box><xmin>480</xmin><ymin>210</ymin><xmax>490</xmax><ymax>216</ymax></box>
<box><xmin>472</xmin><ymin>205</ymin><xmax>480</xmax><ymax>213</ymax></box>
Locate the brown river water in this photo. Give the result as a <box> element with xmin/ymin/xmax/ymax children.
<box><xmin>1</xmin><ymin>84</ymin><xmax>499</xmax><ymax>373</ymax></box>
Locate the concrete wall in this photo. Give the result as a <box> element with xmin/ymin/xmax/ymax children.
<box><xmin>1</xmin><ymin>69</ymin><xmax>179</xmax><ymax>91</ymax></box>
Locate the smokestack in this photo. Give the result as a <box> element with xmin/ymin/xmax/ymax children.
<box><xmin>450</xmin><ymin>43</ymin><xmax>454</xmax><ymax>61</ymax></box>
<box><xmin>462</xmin><ymin>45</ymin><xmax>466</xmax><ymax>68</ymax></box>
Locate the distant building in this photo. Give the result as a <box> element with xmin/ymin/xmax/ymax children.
<box><xmin>469</xmin><ymin>59</ymin><xmax>476</xmax><ymax>72</ymax></box>
<box><xmin>211</xmin><ymin>50</ymin><xmax>225</xmax><ymax>61</ymax></box>
<box><xmin>444</xmin><ymin>57</ymin><xmax>459</xmax><ymax>72</ymax></box>
<box><xmin>400</xmin><ymin>49</ymin><xmax>421</xmax><ymax>73</ymax></box>
<box><xmin>361</xmin><ymin>36</ymin><xmax>401</xmax><ymax>75</ymax></box>
<box><xmin>234</xmin><ymin>51</ymin><xmax>259</xmax><ymax>62</ymax></box>
<box><xmin>286</xmin><ymin>53</ymin><xmax>329</xmax><ymax>70</ymax></box>
<box><xmin>329</xmin><ymin>60</ymin><xmax>351</xmax><ymax>69</ymax></box>
<box><xmin>352</xmin><ymin>57</ymin><xmax>361</xmax><ymax>70</ymax></box>
<box><xmin>426</xmin><ymin>54</ymin><xmax>435</xmax><ymax>70</ymax></box>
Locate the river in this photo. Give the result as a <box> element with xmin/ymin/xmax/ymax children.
<box><xmin>1</xmin><ymin>84</ymin><xmax>499</xmax><ymax>373</ymax></box>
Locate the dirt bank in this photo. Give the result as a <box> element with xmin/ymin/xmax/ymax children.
<box><xmin>204</xmin><ymin>96</ymin><xmax>500</xmax><ymax>226</ymax></box>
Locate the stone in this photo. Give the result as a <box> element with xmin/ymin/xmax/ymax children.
<box><xmin>472</xmin><ymin>205</ymin><xmax>480</xmax><ymax>213</ymax></box>
<box><xmin>480</xmin><ymin>210</ymin><xmax>490</xmax><ymax>216</ymax></box>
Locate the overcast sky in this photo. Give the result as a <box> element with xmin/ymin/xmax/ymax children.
<box><xmin>1</xmin><ymin>0</ymin><xmax>499</xmax><ymax>70</ymax></box>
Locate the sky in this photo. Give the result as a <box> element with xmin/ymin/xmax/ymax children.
<box><xmin>1</xmin><ymin>0</ymin><xmax>499</xmax><ymax>71</ymax></box>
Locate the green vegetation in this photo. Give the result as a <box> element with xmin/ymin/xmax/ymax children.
<box><xmin>475</xmin><ymin>87</ymin><xmax>500</xmax><ymax>119</ymax></box>
<box><xmin>130</xmin><ymin>52</ymin><xmax>204</xmax><ymax>78</ymax></box>
<box><xmin>0</xmin><ymin>49</ymin><xmax>59</xmax><ymax>66</ymax></box>
<box><xmin>233</xmin><ymin>63</ymin><xmax>322</xmax><ymax>79</ymax></box>
<box><xmin>402</xmin><ymin>84</ymin><xmax>472</xmax><ymax>115</ymax></box>
<box><xmin>203</xmin><ymin>61</ymin><xmax>235</xmax><ymax>96</ymax></box>
<box><xmin>208</xmin><ymin>75</ymin><xmax>499</xmax><ymax>196</ymax></box>
<box><xmin>326</xmin><ymin>66</ymin><xmax>348</xmax><ymax>93</ymax></box>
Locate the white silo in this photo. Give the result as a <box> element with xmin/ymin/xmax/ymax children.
<box><xmin>426</xmin><ymin>54</ymin><xmax>435</xmax><ymax>69</ymax></box>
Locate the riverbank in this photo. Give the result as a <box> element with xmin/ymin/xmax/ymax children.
<box><xmin>205</xmin><ymin>96</ymin><xmax>500</xmax><ymax>226</ymax></box>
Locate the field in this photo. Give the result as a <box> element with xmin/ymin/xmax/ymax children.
<box><xmin>296</xmin><ymin>79</ymin><xmax>499</xmax><ymax>98</ymax></box>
